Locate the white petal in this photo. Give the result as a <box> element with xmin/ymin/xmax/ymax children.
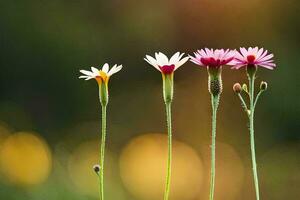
<box><xmin>102</xmin><ymin>63</ymin><xmax>109</xmax><ymax>73</ymax></box>
<box><xmin>80</xmin><ymin>70</ymin><xmax>94</xmax><ymax>76</ymax></box>
<box><xmin>169</xmin><ymin>52</ymin><xmax>180</xmax><ymax>65</ymax></box>
<box><xmin>91</xmin><ymin>67</ymin><xmax>99</xmax><ymax>74</ymax></box>
<box><xmin>85</xmin><ymin>77</ymin><xmax>94</xmax><ymax>80</ymax></box>
<box><xmin>156</xmin><ymin>52</ymin><xmax>169</xmax><ymax>66</ymax></box>
<box><xmin>175</xmin><ymin>56</ymin><xmax>189</xmax><ymax>70</ymax></box>
<box><xmin>144</xmin><ymin>55</ymin><xmax>160</xmax><ymax>71</ymax></box>
<box><xmin>145</xmin><ymin>55</ymin><xmax>159</xmax><ymax>66</ymax></box>
<box><xmin>108</xmin><ymin>64</ymin><xmax>123</xmax><ymax>76</ymax></box>
<box><xmin>79</xmin><ymin>75</ymin><xmax>89</xmax><ymax>79</ymax></box>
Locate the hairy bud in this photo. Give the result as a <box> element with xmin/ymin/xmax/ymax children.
<box><xmin>233</xmin><ymin>83</ymin><xmax>242</xmax><ymax>93</ymax></box>
<box><xmin>260</xmin><ymin>81</ymin><xmax>268</xmax><ymax>91</ymax></box>
<box><xmin>207</xmin><ymin>67</ymin><xmax>222</xmax><ymax>96</ymax></box>
<box><xmin>208</xmin><ymin>76</ymin><xmax>223</xmax><ymax>96</ymax></box>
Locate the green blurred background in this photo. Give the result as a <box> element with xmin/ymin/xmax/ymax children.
<box><xmin>0</xmin><ymin>0</ymin><xmax>299</xmax><ymax>199</ymax></box>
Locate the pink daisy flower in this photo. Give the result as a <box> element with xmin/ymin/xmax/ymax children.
<box><xmin>190</xmin><ymin>48</ymin><xmax>236</xmax><ymax>68</ymax></box>
<box><xmin>232</xmin><ymin>47</ymin><xmax>276</xmax><ymax>70</ymax></box>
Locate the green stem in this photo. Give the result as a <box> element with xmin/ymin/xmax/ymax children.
<box><xmin>237</xmin><ymin>93</ymin><xmax>249</xmax><ymax>116</ymax></box>
<box><xmin>254</xmin><ymin>90</ymin><xmax>263</xmax><ymax>109</ymax></box>
<box><xmin>164</xmin><ymin>102</ymin><xmax>172</xmax><ymax>200</ymax></box>
<box><xmin>99</xmin><ymin>105</ymin><xmax>107</xmax><ymax>200</ymax></box>
<box><xmin>248</xmin><ymin>75</ymin><xmax>260</xmax><ymax>200</ymax></box>
<box><xmin>210</xmin><ymin>94</ymin><xmax>220</xmax><ymax>200</ymax></box>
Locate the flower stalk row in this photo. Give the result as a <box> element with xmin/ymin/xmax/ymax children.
<box><xmin>79</xmin><ymin>47</ymin><xmax>276</xmax><ymax>200</ymax></box>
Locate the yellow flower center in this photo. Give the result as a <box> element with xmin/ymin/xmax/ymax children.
<box><xmin>96</xmin><ymin>71</ymin><xmax>109</xmax><ymax>84</ymax></box>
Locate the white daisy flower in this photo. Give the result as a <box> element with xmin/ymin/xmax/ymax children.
<box><xmin>79</xmin><ymin>63</ymin><xmax>123</xmax><ymax>83</ymax></box>
<box><xmin>144</xmin><ymin>52</ymin><xmax>189</xmax><ymax>74</ymax></box>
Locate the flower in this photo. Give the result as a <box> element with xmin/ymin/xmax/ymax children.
<box><xmin>144</xmin><ymin>52</ymin><xmax>189</xmax><ymax>74</ymax></box>
<box><xmin>190</xmin><ymin>48</ymin><xmax>236</xmax><ymax>68</ymax></box>
<box><xmin>79</xmin><ymin>63</ymin><xmax>123</xmax><ymax>84</ymax></box>
<box><xmin>232</xmin><ymin>47</ymin><xmax>276</xmax><ymax>70</ymax></box>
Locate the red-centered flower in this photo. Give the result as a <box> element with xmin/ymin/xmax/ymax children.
<box><xmin>232</xmin><ymin>47</ymin><xmax>276</xmax><ymax>70</ymax></box>
<box><xmin>144</xmin><ymin>52</ymin><xmax>189</xmax><ymax>74</ymax></box>
<box><xmin>190</xmin><ymin>48</ymin><xmax>236</xmax><ymax>68</ymax></box>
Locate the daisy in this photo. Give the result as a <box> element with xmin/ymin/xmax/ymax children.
<box><xmin>232</xmin><ymin>47</ymin><xmax>276</xmax><ymax>70</ymax></box>
<box><xmin>78</xmin><ymin>62</ymin><xmax>122</xmax><ymax>200</ymax></box>
<box><xmin>144</xmin><ymin>52</ymin><xmax>188</xmax><ymax>200</ymax></box>
<box><xmin>232</xmin><ymin>47</ymin><xmax>276</xmax><ymax>200</ymax></box>
<box><xmin>79</xmin><ymin>63</ymin><xmax>123</xmax><ymax>84</ymax></box>
<box><xmin>190</xmin><ymin>48</ymin><xmax>236</xmax><ymax>68</ymax></box>
<box><xmin>144</xmin><ymin>52</ymin><xmax>189</xmax><ymax>74</ymax></box>
<box><xmin>190</xmin><ymin>48</ymin><xmax>236</xmax><ymax>200</ymax></box>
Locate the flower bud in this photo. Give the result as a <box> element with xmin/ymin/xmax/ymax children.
<box><xmin>207</xmin><ymin>67</ymin><xmax>222</xmax><ymax>96</ymax></box>
<box><xmin>233</xmin><ymin>83</ymin><xmax>242</xmax><ymax>93</ymax></box>
<box><xmin>93</xmin><ymin>164</ymin><xmax>100</xmax><ymax>174</ymax></box>
<box><xmin>260</xmin><ymin>81</ymin><xmax>268</xmax><ymax>91</ymax></box>
<box><xmin>208</xmin><ymin>76</ymin><xmax>223</xmax><ymax>96</ymax></box>
<box><xmin>242</xmin><ymin>84</ymin><xmax>248</xmax><ymax>92</ymax></box>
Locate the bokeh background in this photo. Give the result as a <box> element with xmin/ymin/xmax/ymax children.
<box><xmin>0</xmin><ymin>0</ymin><xmax>299</xmax><ymax>199</ymax></box>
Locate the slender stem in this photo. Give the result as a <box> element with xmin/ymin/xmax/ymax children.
<box><xmin>164</xmin><ymin>102</ymin><xmax>172</xmax><ymax>200</ymax></box>
<box><xmin>210</xmin><ymin>94</ymin><xmax>220</xmax><ymax>200</ymax></box>
<box><xmin>248</xmin><ymin>75</ymin><xmax>260</xmax><ymax>200</ymax></box>
<box><xmin>237</xmin><ymin>93</ymin><xmax>249</xmax><ymax>115</ymax></box>
<box><xmin>99</xmin><ymin>105</ymin><xmax>107</xmax><ymax>200</ymax></box>
<box><xmin>254</xmin><ymin>90</ymin><xmax>263</xmax><ymax>109</ymax></box>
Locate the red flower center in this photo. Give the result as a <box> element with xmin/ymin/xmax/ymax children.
<box><xmin>159</xmin><ymin>64</ymin><xmax>175</xmax><ymax>74</ymax></box>
<box><xmin>201</xmin><ymin>57</ymin><xmax>233</xmax><ymax>68</ymax></box>
<box><xmin>247</xmin><ymin>55</ymin><xmax>256</xmax><ymax>64</ymax></box>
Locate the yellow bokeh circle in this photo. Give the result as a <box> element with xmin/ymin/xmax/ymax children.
<box><xmin>67</xmin><ymin>140</ymin><xmax>126</xmax><ymax>199</ymax></box>
<box><xmin>119</xmin><ymin>133</ymin><xmax>204</xmax><ymax>200</ymax></box>
<box><xmin>67</xmin><ymin>141</ymin><xmax>99</xmax><ymax>197</ymax></box>
<box><xmin>0</xmin><ymin>132</ymin><xmax>52</xmax><ymax>186</ymax></box>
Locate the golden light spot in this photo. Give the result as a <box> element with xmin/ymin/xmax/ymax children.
<box><xmin>67</xmin><ymin>141</ymin><xmax>99</xmax><ymax>197</ymax></box>
<box><xmin>119</xmin><ymin>133</ymin><xmax>204</xmax><ymax>200</ymax></box>
<box><xmin>0</xmin><ymin>132</ymin><xmax>52</xmax><ymax>186</ymax></box>
<box><xmin>67</xmin><ymin>141</ymin><xmax>126</xmax><ymax>199</ymax></box>
<box><xmin>198</xmin><ymin>142</ymin><xmax>245</xmax><ymax>200</ymax></box>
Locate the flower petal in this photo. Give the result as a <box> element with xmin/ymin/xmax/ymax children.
<box><xmin>108</xmin><ymin>64</ymin><xmax>123</xmax><ymax>76</ymax></box>
<box><xmin>169</xmin><ymin>52</ymin><xmax>180</xmax><ymax>65</ymax></box>
<box><xmin>80</xmin><ymin>70</ymin><xmax>94</xmax><ymax>76</ymax></box>
<box><xmin>102</xmin><ymin>63</ymin><xmax>109</xmax><ymax>73</ymax></box>
<box><xmin>156</xmin><ymin>52</ymin><xmax>169</xmax><ymax>66</ymax></box>
<box><xmin>175</xmin><ymin>56</ymin><xmax>189</xmax><ymax>70</ymax></box>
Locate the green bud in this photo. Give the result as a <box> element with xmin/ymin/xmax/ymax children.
<box><xmin>242</xmin><ymin>84</ymin><xmax>248</xmax><ymax>93</ymax></box>
<box><xmin>207</xmin><ymin>67</ymin><xmax>222</xmax><ymax>96</ymax></box>
<box><xmin>260</xmin><ymin>81</ymin><xmax>268</xmax><ymax>91</ymax></box>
